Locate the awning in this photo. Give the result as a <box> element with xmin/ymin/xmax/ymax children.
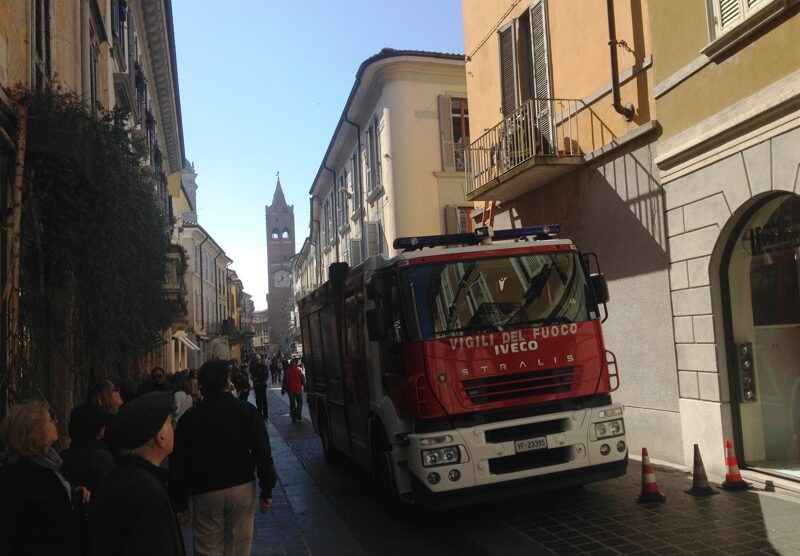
<box><xmin>176</xmin><ymin>336</ymin><xmax>200</xmax><ymax>351</ymax></box>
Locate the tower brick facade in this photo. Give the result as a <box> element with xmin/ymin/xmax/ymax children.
<box><xmin>265</xmin><ymin>178</ymin><xmax>295</xmax><ymax>354</ymax></box>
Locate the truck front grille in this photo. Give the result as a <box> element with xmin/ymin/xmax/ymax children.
<box><xmin>458</xmin><ymin>367</ymin><xmax>575</xmax><ymax>405</ymax></box>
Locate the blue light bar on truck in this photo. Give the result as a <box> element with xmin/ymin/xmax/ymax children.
<box><xmin>393</xmin><ymin>225</ymin><xmax>560</xmax><ymax>252</ymax></box>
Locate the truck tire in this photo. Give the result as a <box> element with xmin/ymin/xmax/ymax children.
<box><xmin>319</xmin><ymin>412</ymin><xmax>342</xmax><ymax>465</ymax></box>
<box><xmin>371</xmin><ymin>425</ymin><xmax>399</xmax><ymax>503</ymax></box>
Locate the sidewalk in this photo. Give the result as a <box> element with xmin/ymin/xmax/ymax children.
<box><xmin>181</xmin><ymin>388</ymin><xmax>363</xmax><ymax>556</ymax></box>
<box><xmin>250</xmin><ymin>388</ymin><xmax>364</xmax><ymax>556</ymax></box>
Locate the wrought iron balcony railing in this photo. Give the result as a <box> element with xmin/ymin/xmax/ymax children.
<box><xmin>465</xmin><ymin>98</ymin><xmax>594</xmax><ymax>198</ymax></box>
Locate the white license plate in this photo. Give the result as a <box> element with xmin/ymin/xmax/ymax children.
<box><xmin>515</xmin><ymin>436</ymin><xmax>548</xmax><ymax>453</ymax></box>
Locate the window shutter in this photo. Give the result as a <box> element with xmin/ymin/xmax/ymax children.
<box><xmin>445</xmin><ymin>205</ymin><xmax>459</xmax><ymax>233</ymax></box>
<box><xmin>364</xmin><ymin>129</ymin><xmax>373</xmax><ymax>191</ymax></box>
<box><xmin>499</xmin><ymin>24</ymin><xmax>518</xmax><ymax>117</ymax></box>
<box><xmin>366</xmin><ymin>221</ymin><xmax>381</xmax><ymax>257</ymax></box>
<box><xmin>529</xmin><ymin>0</ymin><xmax>554</xmax><ymax>151</ymax></box>
<box><xmin>717</xmin><ymin>0</ymin><xmax>743</xmax><ymax>31</ymax></box>
<box><xmin>517</xmin><ymin>14</ymin><xmax>534</xmax><ymax>103</ymax></box>
<box><xmin>349</xmin><ymin>238</ymin><xmax>362</xmax><ymax>264</ymax></box>
<box><xmin>438</xmin><ymin>96</ymin><xmax>456</xmax><ymax>172</ymax></box>
<box><xmin>374</xmin><ymin>118</ymin><xmax>383</xmax><ymax>186</ymax></box>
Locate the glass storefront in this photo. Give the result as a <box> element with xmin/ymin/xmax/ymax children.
<box><xmin>726</xmin><ymin>194</ymin><xmax>800</xmax><ymax>481</ymax></box>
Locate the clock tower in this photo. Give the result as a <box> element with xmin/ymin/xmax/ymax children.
<box><xmin>265</xmin><ymin>175</ymin><xmax>295</xmax><ymax>354</ymax></box>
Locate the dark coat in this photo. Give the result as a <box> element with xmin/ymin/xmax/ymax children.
<box><xmin>171</xmin><ymin>391</ymin><xmax>277</xmax><ymax>512</ymax></box>
<box><xmin>61</xmin><ymin>438</ymin><xmax>116</xmax><ymax>496</ymax></box>
<box><xmin>90</xmin><ymin>454</ymin><xmax>185</xmax><ymax>556</ymax></box>
<box><xmin>0</xmin><ymin>458</ymin><xmax>82</xmax><ymax>556</ymax></box>
<box><xmin>250</xmin><ymin>360</ymin><xmax>268</xmax><ymax>387</ymax></box>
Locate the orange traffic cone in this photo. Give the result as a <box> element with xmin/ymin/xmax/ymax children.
<box><xmin>790</xmin><ymin>433</ymin><xmax>800</xmax><ymax>463</ymax></box>
<box><xmin>637</xmin><ymin>448</ymin><xmax>666</xmax><ymax>503</ymax></box>
<box><xmin>721</xmin><ymin>439</ymin><xmax>751</xmax><ymax>491</ymax></box>
<box><xmin>685</xmin><ymin>444</ymin><xmax>719</xmax><ymax>496</ymax></box>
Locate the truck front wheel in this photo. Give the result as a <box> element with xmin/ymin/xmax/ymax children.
<box><xmin>371</xmin><ymin>426</ymin><xmax>398</xmax><ymax>502</ymax></box>
<box><xmin>319</xmin><ymin>412</ymin><xmax>341</xmax><ymax>464</ymax></box>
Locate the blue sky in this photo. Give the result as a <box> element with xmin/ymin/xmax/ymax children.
<box><xmin>172</xmin><ymin>1</ymin><xmax>465</xmax><ymax>309</ymax></box>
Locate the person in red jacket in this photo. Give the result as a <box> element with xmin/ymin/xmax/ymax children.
<box><xmin>281</xmin><ymin>358</ymin><xmax>306</xmax><ymax>423</ymax></box>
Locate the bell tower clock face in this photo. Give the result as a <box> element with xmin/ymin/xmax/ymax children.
<box><xmin>273</xmin><ymin>269</ymin><xmax>291</xmax><ymax>288</ymax></box>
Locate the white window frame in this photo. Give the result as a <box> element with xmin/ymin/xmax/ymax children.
<box><xmin>703</xmin><ymin>0</ymin><xmax>795</xmax><ymax>59</ymax></box>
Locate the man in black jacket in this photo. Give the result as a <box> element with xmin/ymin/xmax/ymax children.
<box><xmin>172</xmin><ymin>358</ymin><xmax>277</xmax><ymax>556</ymax></box>
<box><xmin>90</xmin><ymin>392</ymin><xmax>184</xmax><ymax>556</ymax></box>
<box><xmin>250</xmin><ymin>354</ymin><xmax>269</xmax><ymax>417</ymax></box>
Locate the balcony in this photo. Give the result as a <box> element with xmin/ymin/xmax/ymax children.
<box><xmin>465</xmin><ymin>98</ymin><xmax>599</xmax><ymax>201</ymax></box>
<box><xmin>164</xmin><ymin>245</ymin><xmax>189</xmax><ymax>330</ymax></box>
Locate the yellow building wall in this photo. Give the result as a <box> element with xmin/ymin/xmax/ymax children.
<box><xmin>648</xmin><ymin>0</ymin><xmax>708</xmax><ymax>84</ymax></box>
<box><xmin>381</xmin><ymin>67</ymin><xmax>468</xmax><ymax>241</ymax></box>
<box><xmin>651</xmin><ymin>3</ymin><xmax>800</xmax><ymax>142</ymax></box>
<box><xmin>462</xmin><ymin>0</ymin><xmax>653</xmax><ymax>157</ymax></box>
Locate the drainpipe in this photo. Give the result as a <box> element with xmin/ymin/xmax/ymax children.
<box><xmin>323</xmin><ymin>165</ymin><xmax>339</xmax><ymax>262</ymax></box>
<box><xmin>342</xmin><ymin>114</ymin><xmax>367</xmax><ymax>252</ymax></box>
<box><xmin>606</xmin><ymin>0</ymin><xmax>634</xmax><ymax>121</ymax></box>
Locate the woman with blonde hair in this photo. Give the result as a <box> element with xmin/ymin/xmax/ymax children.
<box><xmin>85</xmin><ymin>378</ymin><xmax>124</xmax><ymax>415</ymax></box>
<box><xmin>0</xmin><ymin>399</ymin><xmax>88</xmax><ymax>555</ymax></box>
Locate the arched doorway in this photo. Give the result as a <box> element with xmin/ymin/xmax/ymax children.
<box><xmin>721</xmin><ymin>193</ymin><xmax>800</xmax><ymax>481</ymax></box>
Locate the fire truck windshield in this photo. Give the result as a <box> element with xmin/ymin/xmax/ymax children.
<box><xmin>400</xmin><ymin>251</ymin><xmax>596</xmax><ymax>340</ymax></box>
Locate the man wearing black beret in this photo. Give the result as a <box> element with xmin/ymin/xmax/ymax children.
<box><xmin>90</xmin><ymin>392</ymin><xmax>185</xmax><ymax>556</ymax></box>
<box><xmin>172</xmin><ymin>358</ymin><xmax>277</xmax><ymax>556</ymax></box>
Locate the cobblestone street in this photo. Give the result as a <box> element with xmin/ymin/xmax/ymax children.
<box><xmin>178</xmin><ymin>389</ymin><xmax>800</xmax><ymax>556</ymax></box>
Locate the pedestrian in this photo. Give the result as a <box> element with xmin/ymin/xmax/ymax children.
<box><xmin>171</xmin><ymin>371</ymin><xmax>194</xmax><ymax>424</ymax></box>
<box><xmin>61</xmin><ymin>404</ymin><xmax>116</xmax><ymax>499</ymax></box>
<box><xmin>0</xmin><ymin>399</ymin><xmax>90</xmax><ymax>556</ymax></box>
<box><xmin>232</xmin><ymin>364</ymin><xmax>251</xmax><ymax>402</ymax></box>
<box><xmin>281</xmin><ymin>358</ymin><xmax>306</xmax><ymax>423</ymax></box>
<box><xmin>249</xmin><ymin>354</ymin><xmax>269</xmax><ymax>418</ymax></box>
<box><xmin>85</xmin><ymin>378</ymin><xmax>124</xmax><ymax>415</ymax></box>
<box><xmin>139</xmin><ymin>366</ymin><xmax>169</xmax><ymax>395</ymax></box>
<box><xmin>188</xmin><ymin>369</ymin><xmax>201</xmax><ymax>402</ymax></box>
<box><xmin>90</xmin><ymin>392</ymin><xmax>185</xmax><ymax>556</ymax></box>
<box><xmin>172</xmin><ymin>358</ymin><xmax>276</xmax><ymax>556</ymax></box>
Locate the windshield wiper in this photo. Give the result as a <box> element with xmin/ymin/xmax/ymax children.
<box><xmin>445</xmin><ymin>261</ymin><xmax>478</xmax><ymax>331</ymax></box>
<box><xmin>502</xmin><ymin>263</ymin><xmax>552</xmax><ymax>326</ymax></box>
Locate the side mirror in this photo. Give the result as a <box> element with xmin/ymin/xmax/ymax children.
<box><xmin>590</xmin><ymin>273</ymin><xmax>610</xmax><ymax>304</ymax></box>
<box><xmin>366</xmin><ymin>308</ymin><xmax>383</xmax><ymax>341</ymax></box>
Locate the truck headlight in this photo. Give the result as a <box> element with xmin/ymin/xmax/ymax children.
<box><xmin>595</xmin><ymin>419</ymin><xmax>624</xmax><ymax>439</ymax></box>
<box><xmin>421</xmin><ymin>446</ymin><xmax>461</xmax><ymax>467</ymax></box>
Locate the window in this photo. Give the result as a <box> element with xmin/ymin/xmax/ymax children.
<box><xmin>709</xmin><ymin>0</ymin><xmax>769</xmax><ymax>37</ymax></box>
<box><xmin>445</xmin><ymin>205</ymin><xmax>475</xmax><ymax>233</ymax></box>
<box><xmin>271</xmin><ymin>228</ymin><xmax>279</xmax><ymax>239</ymax></box>
<box><xmin>111</xmin><ymin>0</ymin><xmax>127</xmax><ymax>66</ymax></box>
<box><xmin>33</xmin><ymin>0</ymin><xmax>52</xmax><ymax>89</ymax></box>
<box><xmin>336</xmin><ymin>172</ymin><xmax>346</xmax><ymax>229</ymax></box>
<box><xmin>351</xmin><ymin>152</ymin><xmax>361</xmax><ymax>213</ymax></box>
<box><xmin>438</xmin><ymin>96</ymin><xmax>470</xmax><ymax>172</ymax></box>
<box><xmin>322</xmin><ymin>200</ymin><xmax>330</xmax><ymax>244</ymax></box>
<box><xmin>498</xmin><ymin>1</ymin><xmax>553</xmax><ymax>148</ymax></box>
<box><xmin>89</xmin><ymin>25</ymin><xmax>101</xmax><ymax>113</ymax></box>
<box><xmin>281</xmin><ymin>228</ymin><xmax>290</xmax><ymax>239</ymax></box>
<box><xmin>703</xmin><ymin>0</ymin><xmax>791</xmax><ymax>58</ymax></box>
<box><xmin>365</xmin><ymin>116</ymin><xmax>382</xmax><ymax>193</ymax></box>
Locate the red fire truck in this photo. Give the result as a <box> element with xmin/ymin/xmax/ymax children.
<box><xmin>298</xmin><ymin>225</ymin><xmax>627</xmax><ymax>507</ymax></box>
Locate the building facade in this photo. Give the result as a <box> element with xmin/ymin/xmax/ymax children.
<box><xmin>461</xmin><ymin>1</ymin><xmax>681</xmax><ymax>464</ymax></box>
<box><xmin>266</xmin><ymin>178</ymin><xmax>295</xmax><ymax>354</ymax></box>
<box><xmin>299</xmin><ymin>48</ymin><xmax>469</xmax><ymax>292</ymax></box>
<box><xmin>0</xmin><ymin>0</ymin><xmax>191</xmax><ymax>412</ymax></box>
<box><xmin>650</xmin><ymin>0</ymin><xmax>800</xmax><ymax>484</ymax></box>
<box><xmin>180</xmin><ymin>222</ymin><xmax>232</xmax><ymax>367</ymax></box>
